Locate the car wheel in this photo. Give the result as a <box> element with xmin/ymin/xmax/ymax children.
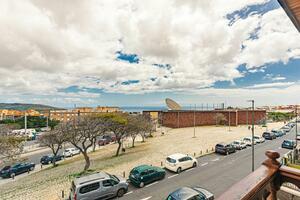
<box><xmin>139</xmin><ymin>182</ymin><xmax>145</xmax><ymax>188</ymax></box>
<box><xmin>193</xmin><ymin>162</ymin><xmax>197</xmax><ymax>168</ymax></box>
<box><xmin>30</xmin><ymin>166</ymin><xmax>34</xmax><ymax>171</ymax></box>
<box><xmin>48</xmin><ymin>161</ymin><xmax>51</xmax><ymax>164</ymax></box>
<box><xmin>117</xmin><ymin>188</ymin><xmax>126</xmax><ymax>197</ymax></box>
<box><xmin>10</xmin><ymin>173</ymin><xmax>15</xmax><ymax>178</ymax></box>
<box><xmin>177</xmin><ymin>167</ymin><xmax>182</xmax><ymax>174</ymax></box>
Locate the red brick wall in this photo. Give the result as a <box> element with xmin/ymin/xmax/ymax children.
<box><xmin>161</xmin><ymin>110</ymin><xmax>266</xmax><ymax>128</ymax></box>
<box><xmin>237</xmin><ymin>110</ymin><xmax>266</xmax><ymax>125</ymax></box>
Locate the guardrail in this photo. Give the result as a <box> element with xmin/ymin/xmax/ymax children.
<box><xmin>217</xmin><ymin>150</ymin><xmax>300</xmax><ymax>200</ymax></box>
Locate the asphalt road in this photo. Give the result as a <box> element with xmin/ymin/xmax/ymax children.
<box><xmin>120</xmin><ymin>126</ymin><xmax>298</xmax><ymax>200</ymax></box>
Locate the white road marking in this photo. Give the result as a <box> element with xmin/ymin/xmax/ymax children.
<box><xmin>124</xmin><ymin>191</ymin><xmax>133</xmax><ymax>196</ymax></box>
<box><xmin>140</xmin><ymin>196</ymin><xmax>152</xmax><ymax>200</ymax></box>
<box><xmin>146</xmin><ymin>181</ymin><xmax>158</xmax><ymax>188</ymax></box>
<box><xmin>278</xmin><ymin>147</ymin><xmax>282</xmax><ymax>149</ymax></box>
<box><xmin>201</xmin><ymin>162</ymin><xmax>208</xmax><ymax>166</ymax></box>
<box><xmin>168</xmin><ymin>174</ymin><xmax>178</xmax><ymax>179</ymax></box>
<box><xmin>211</xmin><ymin>158</ymin><xmax>220</xmax><ymax>162</ymax></box>
<box><xmin>186</xmin><ymin>168</ymin><xmax>194</xmax><ymax>172</ymax></box>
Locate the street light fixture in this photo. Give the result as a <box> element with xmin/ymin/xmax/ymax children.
<box><xmin>247</xmin><ymin>100</ymin><xmax>255</xmax><ymax>172</ymax></box>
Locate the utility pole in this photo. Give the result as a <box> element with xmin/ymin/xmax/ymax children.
<box><xmin>24</xmin><ymin>112</ymin><xmax>27</xmax><ymax>141</ymax></box>
<box><xmin>248</xmin><ymin>100</ymin><xmax>255</xmax><ymax>172</ymax></box>
<box><xmin>296</xmin><ymin>106</ymin><xmax>298</xmax><ymax>147</ymax></box>
<box><xmin>228</xmin><ymin>109</ymin><xmax>231</xmax><ymax>131</ymax></box>
<box><xmin>193</xmin><ymin>104</ymin><xmax>196</xmax><ymax>138</ymax></box>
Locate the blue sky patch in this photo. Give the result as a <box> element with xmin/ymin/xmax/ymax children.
<box><xmin>116</xmin><ymin>51</ymin><xmax>139</xmax><ymax>63</ymax></box>
<box><xmin>227</xmin><ymin>0</ymin><xmax>280</xmax><ymax>26</ymax></box>
<box><xmin>121</xmin><ymin>80</ymin><xmax>140</xmax><ymax>85</ymax></box>
<box><xmin>153</xmin><ymin>63</ymin><xmax>171</xmax><ymax>70</ymax></box>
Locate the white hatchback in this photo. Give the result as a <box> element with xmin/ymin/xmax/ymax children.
<box><xmin>253</xmin><ymin>135</ymin><xmax>265</xmax><ymax>143</ymax></box>
<box><xmin>165</xmin><ymin>153</ymin><xmax>198</xmax><ymax>173</ymax></box>
<box><xmin>243</xmin><ymin>137</ymin><xmax>257</xmax><ymax>146</ymax></box>
<box><xmin>63</xmin><ymin>148</ymin><xmax>80</xmax><ymax>157</ymax></box>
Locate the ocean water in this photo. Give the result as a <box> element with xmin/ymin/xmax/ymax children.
<box><xmin>121</xmin><ymin>106</ymin><xmax>167</xmax><ymax>113</ymax></box>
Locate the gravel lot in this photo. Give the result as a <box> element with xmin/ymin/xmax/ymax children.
<box><xmin>0</xmin><ymin>122</ymin><xmax>284</xmax><ymax>200</ymax></box>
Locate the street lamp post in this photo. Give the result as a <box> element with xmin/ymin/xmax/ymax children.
<box><xmin>296</xmin><ymin>106</ymin><xmax>298</xmax><ymax>147</ymax></box>
<box><xmin>248</xmin><ymin>100</ymin><xmax>255</xmax><ymax>172</ymax></box>
<box><xmin>193</xmin><ymin>104</ymin><xmax>196</xmax><ymax>138</ymax></box>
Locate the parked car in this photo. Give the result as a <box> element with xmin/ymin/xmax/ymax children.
<box><xmin>63</xmin><ymin>148</ymin><xmax>80</xmax><ymax>157</ymax></box>
<box><xmin>271</xmin><ymin>130</ymin><xmax>283</xmax><ymax>137</ymax></box>
<box><xmin>215</xmin><ymin>143</ymin><xmax>236</xmax><ymax>155</ymax></box>
<box><xmin>0</xmin><ymin>162</ymin><xmax>35</xmax><ymax>178</ymax></box>
<box><xmin>69</xmin><ymin>172</ymin><xmax>128</xmax><ymax>200</ymax></box>
<box><xmin>98</xmin><ymin>138</ymin><xmax>110</xmax><ymax>146</ymax></box>
<box><xmin>231</xmin><ymin>140</ymin><xmax>247</xmax><ymax>150</ymax></box>
<box><xmin>281</xmin><ymin>140</ymin><xmax>296</xmax><ymax>149</ymax></box>
<box><xmin>129</xmin><ymin>165</ymin><xmax>165</xmax><ymax>188</ymax></box>
<box><xmin>40</xmin><ymin>154</ymin><xmax>64</xmax><ymax>165</ymax></box>
<box><xmin>165</xmin><ymin>153</ymin><xmax>198</xmax><ymax>173</ymax></box>
<box><xmin>253</xmin><ymin>135</ymin><xmax>265</xmax><ymax>143</ymax></box>
<box><xmin>281</xmin><ymin>126</ymin><xmax>291</xmax><ymax>133</ymax></box>
<box><xmin>166</xmin><ymin>187</ymin><xmax>214</xmax><ymax>200</ymax></box>
<box><xmin>242</xmin><ymin>137</ymin><xmax>257</xmax><ymax>146</ymax></box>
<box><xmin>262</xmin><ymin>132</ymin><xmax>276</xmax><ymax>140</ymax></box>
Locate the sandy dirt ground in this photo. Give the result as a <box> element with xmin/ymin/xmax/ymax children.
<box><xmin>0</xmin><ymin>122</ymin><xmax>285</xmax><ymax>200</ymax></box>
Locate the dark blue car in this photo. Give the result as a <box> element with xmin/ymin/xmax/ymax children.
<box><xmin>40</xmin><ymin>154</ymin><xmax>64</xmax><ymax>165</ymax></box>
<box><xmin>0</xmin><ymin>162</ymin><xmax>35</xmax><ymax>178</ymax></box>
<box><xmin>282</xmin><ymin>140</ymin><xmax>296</xmax><ymax>149</ymax></box>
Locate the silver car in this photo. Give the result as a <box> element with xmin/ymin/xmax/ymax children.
<box><xmin>69</xmin><ymin>172</ymin><xmax>128</xmax><ymax>200</ymax></box>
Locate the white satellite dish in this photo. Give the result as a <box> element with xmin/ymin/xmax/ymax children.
<box><xmin>166</xmin><ymin>98</ymin><xmax>182</xmax><ymax>110</ymax></box>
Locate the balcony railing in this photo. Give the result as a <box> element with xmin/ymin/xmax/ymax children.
<box><xmin>217</xmin><ymin>150</ymin><xmax>300</xmax><ymax>200</ymax></box>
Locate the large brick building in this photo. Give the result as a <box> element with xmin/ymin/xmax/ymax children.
<box><xmin>49</xmin><ymin>106</ymin><xmax>121</xmax><ymax>122</ymax></box>
<box><xmin>143</xmin><ymin>109</ymin><xmax>266</xmax><ymax>128</ymax></box>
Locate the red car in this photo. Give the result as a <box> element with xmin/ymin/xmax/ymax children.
<box><xmin>98</xmin><ymin>138</ymin><xmax>110</xmax><ymax>146</ymax></box>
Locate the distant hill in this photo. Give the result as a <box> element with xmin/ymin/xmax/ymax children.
<box><xmin>0</xmin><ymin>103</ymin><xmax>63</xmax><ymax>111</ymax></box>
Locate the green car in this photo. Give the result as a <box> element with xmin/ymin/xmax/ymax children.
<box><xmin>129</xmin><ymin>165</ymin><xmax>166</xmax><ymax>188</ymax></box>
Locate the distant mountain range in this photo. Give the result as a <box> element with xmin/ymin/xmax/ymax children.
<box><xmin>0</xmin><ymin>103</ymin><xmax>62</xmax><ymax>111</ymax></box>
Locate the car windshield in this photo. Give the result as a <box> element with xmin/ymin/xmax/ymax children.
<box><xmin>108</xmin><ymin>173</ymin><xmax>120</xmax><ymax>183</ymax></box>
<box><xmin>233</xmin><ymin>141</ymin><xmax>239</xmax><ymax>144</ymax></box>
<box><xmin>130</xmin><ymin>169</ymin><xmax>140</xmax><ymax>175</ymax></box>
<box><xmin>166</xmin><ymin>157</ymin><xmax>176</xmax><ymax>163</ymax></box>
<box><xmin>2</xmin><ymin>166</ymin><xmax>11</xmax><ymax>170</ymax></box>
<box><xmin>65</xmin><ymin>150</ymin><xmax>70</xmax><ymax>152</ymax></box>
<box><xmin>166</xmin><ymin>195</ymin><xmax>176</xmax><ymax>200</ymax></box>
<box><xmin>216</xmin><ymin>144</ymin><xmax>224</xmax><ymax>147</ymax></box>
<box><xmin>244</xmin><ymin>138</ymin><xmax>250</xmax><ymax>141</ymax></box>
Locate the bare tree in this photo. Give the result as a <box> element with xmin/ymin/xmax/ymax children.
<box><xmin>100</xmin><ymin>113</ymin><xmax>128</xmax><ymax>156</ymax></box>
<box><xmin>214</xmin><ymin>113</ymin><xmax>227</xmax><ymax>126</ymax></box>
<box><xmin>38</xmin><ymin>125</ymin><xmax>67</xmax><ymax>166</ymax></box>
<box><xmin>64</xmin><ymin>116</ymin><xmax>105</xmax><ymax>171</ymax></box>
<box><xmin>0</xmin><ymin>125</ymin><xmax>24</xmax><ymax>163</ymax></box>
<box><xmin>139</xmin><ymin>115</ymin><xmax>152</xmax><ymax>142</ymax></box>
<box><xmin>126</xmin><ymin>115</ymin><xmax>140</xmax><ymax>148</ymax></box>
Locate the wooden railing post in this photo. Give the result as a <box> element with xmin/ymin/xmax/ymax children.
<box><xmin>262</xmin><ymin>150</ymin><xmax>281</xmax><ymax>200</ymax></box>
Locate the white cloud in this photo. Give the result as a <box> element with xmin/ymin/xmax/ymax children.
<box><xmin>245</xmin><ymin>81</ymin><xmax>295</xmax><ymax>89</ymax></box>
<box><xmin>0</xmin><ymin>0</ymin><xmax>299</xmax><ymax>106</ymax></box>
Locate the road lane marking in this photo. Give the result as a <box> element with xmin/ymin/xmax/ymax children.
<box><xmin>140</xmin><ymin>196</ymin><xmax>152</xmax><ymax>200</ymax></box>
<box><xmin>186</xmin><ymin>168</ymin><xmax>194</xmax><ymax>172</ymax></box>
<box><xmin>201</xmin><ymin>162</ymin><xmax>208</xmax><ymax>166</ymax></box>
<box><xmin>278</xmin><ymin>147</ymin><xmax>282</xmax><ymax>149</ymax></box>
<box><xmin>211</xmin><ymin>158</ymin><xmax>220</xmax><ymax>162</ymax></box>
<box><xmin>124</xmin><ymin>191</ymin><xmax>133</xmax><ymax>196</ymax></box>
<box><xmin>168</xmin><ymin>174</ymin><xmax>178</xmax><ymax>179</ymax></box>
<box><xmin>146</xmin><ymin>181</ymin><xmax>158</xmax><ymax>188</ymax></box>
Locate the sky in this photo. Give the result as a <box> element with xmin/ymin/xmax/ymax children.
<box><xmin>0</xmin><ymin>0</ymin><xmax>300</xmax><ymax>108</ymax></box>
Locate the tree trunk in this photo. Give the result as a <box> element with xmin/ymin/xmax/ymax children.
<box><xmin>132</xmin><ymin>136</ymin><xmax>136</xmax><ymax>147</ymax></box>
<box><xmin>141</xmin><ymin>133</ymin><xmax>145</xmax><ymax>142</ymax></box>
<box><xmin>82</xmin><ymin>151</ymin><xmax>90</xmax><ymax>171</ymax></box>
<box><xmin>92</xmin><ymin>140</ymin><xmax>96</xmax><ymax>152</ymax></box>
<box><xmin>116</xmin><ymin>141</ymin><xmax>122</xmax><ymax>156</ymax></box>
